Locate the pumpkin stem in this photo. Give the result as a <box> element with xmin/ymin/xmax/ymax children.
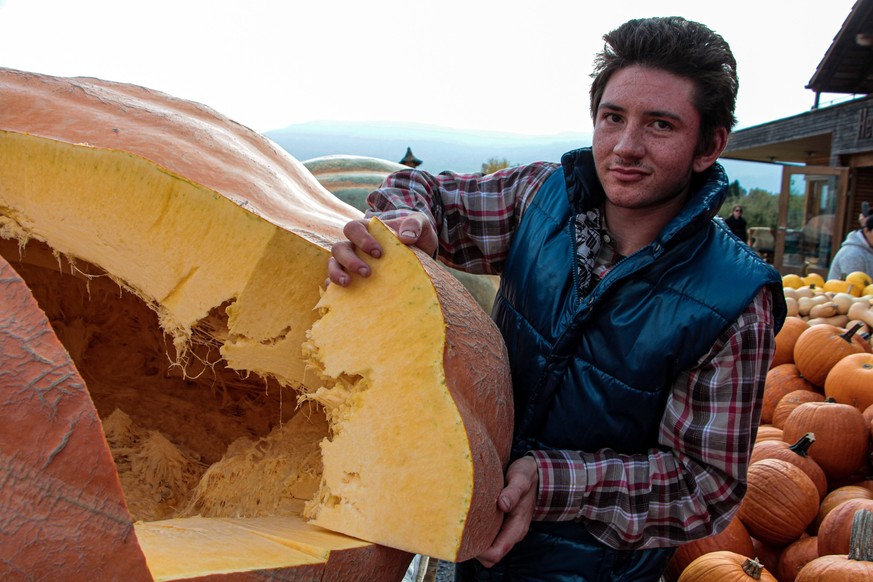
<box><xmin>841</xmin><ymin>322</ymin><xmax>864</xmax><ymax>343</ymax></box>
<box><xmin>788</xmin><ymin>432</ymin><xmax>816</xmax><ymax>457</ymax></box>
<box><xmin>741</xmin><ymin>557</ymin><xmax>765</xmax><ymax>580</ymax></box>
<box><xmin>848</xmin><ymin>509</ymin><xmax>873</xmax><ymax>562</ymax></box>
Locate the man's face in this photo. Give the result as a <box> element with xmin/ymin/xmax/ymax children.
<box><xmin>593</xmin><ymin>65</ymin><xmax>715</xmax><ymax>211</ymax></box>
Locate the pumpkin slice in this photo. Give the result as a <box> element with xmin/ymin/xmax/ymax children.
<box><xmin>0</xmin><ymin>67</ymin><xmax>512</xmax><ymax>577</ymax></box>
<box><xmin>135</xmin><ymin>516</ymin><xmax>404</xmax><ymax>581</ymax></box>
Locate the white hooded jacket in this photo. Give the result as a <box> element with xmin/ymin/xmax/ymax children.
<box><xmin>827</xmin><ymin>228</ymin><xmax>873</xmax><ymax>280</ymax></box>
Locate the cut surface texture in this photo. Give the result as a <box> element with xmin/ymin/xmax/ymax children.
<box><xmin>303</xmin><ymin>221</ymin><xmax>513</xmax><ymax>561</ymax></box>
<box><xmin>135</xmin><ymin>516</ymin><xmax>409</xmax><ymax>581</ymax></box>
<box><xmin>0</xmin><ymin>66</ymin><xmax>512</xmax><ymax>577</ymax></box>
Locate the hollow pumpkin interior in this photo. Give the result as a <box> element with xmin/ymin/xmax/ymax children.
<box><xmin>0</xmin><ymin>208</ymin><xmax>505</xmax><ymax>580</ymax></box>
<box><xmin>2</xmin><ymin>234</ymin><xmax>314</xmax><ymax>505</ymax></box>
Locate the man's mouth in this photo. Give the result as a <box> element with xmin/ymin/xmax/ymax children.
<box><xmin>609</xmin><ymin>166</ymin><xmax>649</xmax><ymax>181</ymax></box>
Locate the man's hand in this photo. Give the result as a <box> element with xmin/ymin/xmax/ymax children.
<box><xmin>328</xmin><ymin>213</ymin><xmax>438</xmax><ymax>286</ymax></box>
<box><xmin>476</xmin><ymin>456</ymin><xmax>539</xmax><ymax>568</ymax></box>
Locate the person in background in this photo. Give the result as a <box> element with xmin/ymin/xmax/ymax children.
<box><xmin>724</xmin><ymin>204</ymin><xmax>748</xmax><ymax>243</ymax></box>
<box><xmin>328</xmin><ymin>16</ymin><xmax>786</xmax><ymax>581</ymax></box>
<box><xmin>827</xmin><ymin>213</ymin><xmax>873</xmax><ymax>280</ymax></box>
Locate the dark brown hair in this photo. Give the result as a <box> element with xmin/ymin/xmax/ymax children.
<box><xmin>589</xmin><ymin>16</ymin><xmax>738</xmax><ymax>154</ymax></box>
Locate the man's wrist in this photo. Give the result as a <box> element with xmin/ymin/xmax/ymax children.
<box><xmin>526</xmin><ymin>450</ymin><xmax>588</xmax><ymax>521</ymax></box>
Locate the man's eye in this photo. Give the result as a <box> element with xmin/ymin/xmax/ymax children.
<box><xmin>653</xmin><ymin>120</ymin><xmax>673</xmax><ymax>130</ymax></box>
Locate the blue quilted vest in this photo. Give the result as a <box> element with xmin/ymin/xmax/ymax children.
<box><xmin>493</xmin><ymin>148</ymin><xmax>785</xmax><ymax>459</ymax></box>
<box><xmin>458</xmin><ymin>149</ymin><xmax>785</xmax><ymax>581</ymax></box>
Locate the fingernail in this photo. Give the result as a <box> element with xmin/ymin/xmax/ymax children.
<box><xmin>400</xmin><ymin>230</ymin><xmax>416</xmax><ymax>238</ymax></box>
<box><xmin>357</xmin><ymin>267</ymin><xmax>369</xmax><ymax>277</ymax></box>
<box><xmin>371</xmin><ymin>249</ymin><xmax>381</xmax><ymax>258</ymax></box>
<box><xmin>339</xmin><ymin>275</ymin><xmax>349</xmax><ymax>286</ymax></box>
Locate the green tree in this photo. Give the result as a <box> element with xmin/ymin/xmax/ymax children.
<box><xmin>742</xmin><ymin>188</ymin><xmax>780</xmax><ymax>230</ymax></box>
<box><xmin>726</xmin><ymin>179</ymin><xmax>746</xmax><ymax>202</ymax></box>
<box><xmin>481</xmin><ymin>157</ymin><xmax>511</xmax><ymax>174</ymax></box>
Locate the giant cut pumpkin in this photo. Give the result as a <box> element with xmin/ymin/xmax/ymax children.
<box><xmin>0</xmin><ymin>67</ymin><xmax>513</xmax><ymax>580</ymax></box>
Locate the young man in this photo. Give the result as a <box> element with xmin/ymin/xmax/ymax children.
<box><xmin>329</xmin><ymin>16</ymin><xmax>786</xmax><ymax>581</ymax></box>
<box><xmin>827</xmin><ymin>213</ymin><xmax>873</xmax><ymax>280</ymax></box>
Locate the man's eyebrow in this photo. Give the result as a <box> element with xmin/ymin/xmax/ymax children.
<box><xmin>598</xmin><ymin>101</ymin><xmax>683</xmax><ymax>122</ymax></box>
<box><xmin>598</xmin><ymin>101</ymin><xmax>624</xmax><ymax>112</ymax></box>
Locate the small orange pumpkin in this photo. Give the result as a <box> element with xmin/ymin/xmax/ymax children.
<box><xmin>749</xmin><ymin>433</ymin><xmax>827</xmax><ymax>500</ymax></box>
<box><xmin>754</xmin><ymin>424</ymin><xmax>784</xmax><ymax>444</ymax></box>
<box><xmin>778</xmin><ymin>536</ymin><xmax>819</xmax><ymax>582</ymax></box>
<box><xmin>824</xmin><ymin>352</ymin><xmax>873</xmax><ymax>412</ymax></box>
<box><xmin>678</xmin><ymin>551</ymin><xmax>778</xmax><ymax>582</ymax></box>
<box><xmin>797</xmin><ymin>509</ymin><xmax>873</xmax><ymax>580</ymax></box>
<box><xmin>738</xmin><ymin>459</ymin><xmax>819</xmax><ymax>546</ymax></box>
<box><xmin>762</xmin><ymin>364</ymin><xmax>817</xmax><ymax>424</ymax></box>
<box><xmin>772</xmin><ymin>390</ymin><xmax>826</xmax><ymax>429</ymax></box>
<box><xmin>817</xmin><ymin>498</ymin><xmax>873</xmax><ymax>556</ymax></box>
<box><xmin>772</xmin><ymin>317</ymin><xmax>810</xmax><ymax>368</ymax></box>
<box><xmin>663</xmin><ymin>516</ymin><xmax>755</xmax><ymax>582</ymax></box>
<box><xmin>781</xmin><ymin>399</ymin><xmax>871</xmax><ymax>481</ymax></box>
<box><xmin>814</xmin><ymin>485</ymin><xmax>873</xmax><ymax>534</ymax></box>
<box><xmin>793</xmin><ymin>323</ymin><xmax>866</xmax><ymax>387</ymax></box>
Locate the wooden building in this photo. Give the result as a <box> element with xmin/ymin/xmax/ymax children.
<box><xmin>722</xmin><ymin>0</ymin><xmax>873</xmax><ymax>276</ymax></box>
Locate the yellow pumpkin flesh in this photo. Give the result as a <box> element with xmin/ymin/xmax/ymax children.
<box><xmin>0</xmin><ymin>67</ymin><xmax>512</xmax><ymax>580</ymax></box>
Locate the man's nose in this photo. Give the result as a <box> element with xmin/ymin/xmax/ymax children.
<box><xmin>613</xmin><ymin>125</ymin><xmax>645</xmax><ymax>160</ymax></box>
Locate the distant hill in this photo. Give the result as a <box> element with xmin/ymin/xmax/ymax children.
<box><xmin>266</xmin><ymin>120</ymin><xmax>591</xmax><ymax>173</ymax></box>
<box><xmin>265</xmin><ymin>120</ymin><xmax>781</xmax><ymax>192</ymax></box>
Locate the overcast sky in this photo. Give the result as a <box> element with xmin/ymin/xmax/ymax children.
<box><xmin>0</xmin><ymin>0</ymin><xmax>859</xmax><ymax>136</ymax></box>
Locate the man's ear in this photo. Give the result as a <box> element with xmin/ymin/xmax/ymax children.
<box><xmin>693</xmin><ymin>127</ymin><xmax>729</xmax><ymax>173</ymax></box>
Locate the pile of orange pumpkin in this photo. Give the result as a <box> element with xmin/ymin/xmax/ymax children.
<box><xmin>665</xmin><ymin>294</ymin><xmax>873</xmax><ymax>581</ymax></box>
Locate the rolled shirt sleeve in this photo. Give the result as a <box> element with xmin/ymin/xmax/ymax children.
<box><xmin>365</xmin><ymin>163</ymin><xmax>557</xmax><ymax>274</ymax></box>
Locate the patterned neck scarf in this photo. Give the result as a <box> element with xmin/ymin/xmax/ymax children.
<box><xmin>574</xmin><ymin>207</ymin><xmax>623</xmax><ymax>296</ymax></box>
<box><xmin>574</xmin><ymin>208</ymin><xmax>603</xmax><ymax>295</ymax></box>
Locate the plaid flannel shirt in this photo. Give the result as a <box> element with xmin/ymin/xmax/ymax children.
<box><xmin>366</xmin><ymin>163</ymin><xmax>775</xmax><ymax>549</ymax></box>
